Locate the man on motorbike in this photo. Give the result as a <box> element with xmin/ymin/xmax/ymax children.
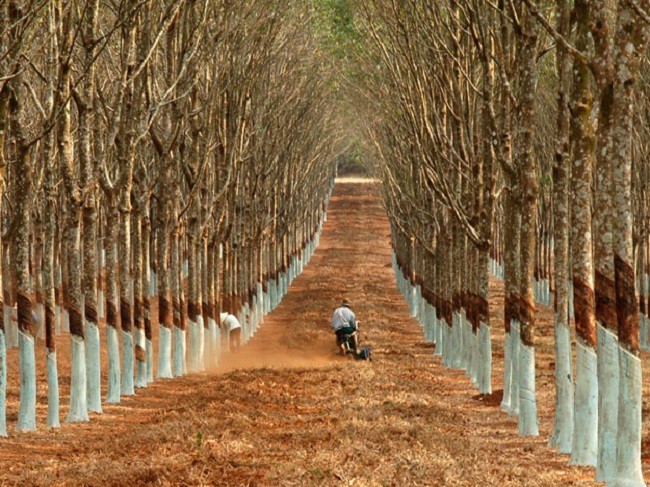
<box><xmin>331</xmin><ymin>298</ymin><xmax>360</xmax><ymax>356</ymax></box>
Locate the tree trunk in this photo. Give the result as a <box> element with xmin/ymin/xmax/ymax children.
<box><xmin>610</xmin><ymin>7</ymin><xmax>648</xmax><ymax>484</ymax></box>
<box><xmin>133</xmin><ymin>213</ymin><xmax>147</xmax><ymax>387</ymax></box>
<box><xmin>516</xmin><ymin>22</ymin><xmax>540</xmax><ymax>438</ymax></box>
<box><xmin>171</xmin><ymin>227</ymin><xmax>184</xmax><ymax>376</ymax></box>
<box><xmin>142</xmin><ymin>207</ymin><xmax>154</xmax><ymax>382</ymax></box>
<box><xmin>548</xmin><ymin>0</ymin><xmax>573</xmax><ymax>455</ymax></box>
<box><xmin>158</xmin><ymin>221</ymin><xmax>173</xmax><ymax>379</ymax></box>
<box><xmin>119</xmin><ymin>199</ymin><xmax>134</xmax><ymax>395</ymax></box>
<box><xmin>105</xmin><ymin>203</ymin><xmax>121</xmax><ymax>403</ymax></box>
<box><xmin>569</xmin><ymin>0</ymin><xmax>598</xmax><ymax>465</ymax></box>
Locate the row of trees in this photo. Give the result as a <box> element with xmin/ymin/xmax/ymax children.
<box><xmin>353</xmin><ymin>1</ymin><xmax>650</xmax><ymax>485</ymax></box>
<box><xmin>0</xmin><ymin>0</ymin><xmax>340</xmax><ymax>434</ymax></box>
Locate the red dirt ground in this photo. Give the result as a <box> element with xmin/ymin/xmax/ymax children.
<box><xmin>0</xmin><ymin>180</ymin><xmax>644</xmax><ymax>485</ymax></box>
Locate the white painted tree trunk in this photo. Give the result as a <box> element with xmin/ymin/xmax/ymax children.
<box><xmin>17</xmin><ymin>330</ymin><xmax>36</xmax><ymax>431</ymax></box>
<box><xmin>197</xmin><ymin>315</ymin><xmax>205</xmax><ymax>371</ymax></box>
<box><xmin>214</xmin><ymin>320</ymin><xmax>221</xmax><ymax>366</ymax></box>
<box><xmin>121</xmin><ymin>331</ymin><xmax>135</xmax><ymax>395</ymax></box>
<box><xmin>203</xmin><ymin>321</ymin><xmax>211</xmax><ymax>370</ymax></box>
<box><xmin>172</xmin><ymin>325</ymin><xmax>185</xmax><ymax>377</ymax></box>
<box><xmin>241</xmin><ymin>304</ymin><xmax>248</xmax><ymax>343</ymax></box>
<box><xmin>238</xmin><ymin>310</ymin><xmax>247</xmax><ymax>345</ymax></box>
<box><xmin>500</xmin><ymin>330</ymin><xmax>512</xmax><ymax>411</ymax></box>
<box><xmin>468</xmin><ymin>329</ymin><xmax>478</xmax><ymax>383</ymax></box>
<box><xmin>157</xmin><ymin>324</ymin><xmax>173</xmax><ymax>379</ymax></box>
<box><xmin>434</xmin><ymin>315</ymin><xmax>443</xmax><ymax>357</ymax></box>
<box><xmin>462</xmin><ymin>313</ymin><xmax>471</xmax><ymax>373</ymax></box>
<box><xmin>613</xmin><ymin>345</ymin><xmax>645</xmax><ymax>487</ymax></box>
<box><xmin>46</xmin><ymin>349</ymin><xmax>60</xmax><ymax>428</ymax></box>
<box><xmin>442</xmin><ymin>322</ymin><xmax>451</xmax><ymax>367</ymax></box>
<box><xmin>424</xmin><ymin>304</ymin><xmax>435</xmax><ymax>343</ymax></box>
<box><xmin>105</xmin><ymin>326</ymin><xmax>121</xmax><ymax>403</ymax></box>
<box><xmin>570</xmin><ymin>339</ymin><xmax>598</xmax><ymax>466</ymax></box>
<box><xmin>508</xmin><ymin>322</ymin><xmax>520</xmax><ymax>416</ymax></box>
<box><xmin>208</xmin><ymin>318</ymin><xmax>218</xmax><ymax>368</ymax></box>
<box><xmin>518</xmin><ymin>343</ymin><xmax>539</xmax><ymax>436</ymax></box>
<box><xmin>264</xmin><ymin>280</ymin><xmax>271</xmax><ymax>314</ymax></box>
<box><xmin>477</xmin><ymin>323</ymin><xmax>491</xmax><ymax>395</ymax></box>
<box><xmin>596</xmin><ymin>325</ymin><xmax>619</xmax><ymax>481</ymax></box>
<box><xmin>66</xmin><ymin>335</ymin><xmax>89</xmax><ymax>422</ymax></box>
<box><xmin>257</xmin><ymin>282</ymin><xmax>264</xmax><ymax>325</ymax></box>
<box><xmin>409</xmin><ymin>286</ymin><xmax>418</xmax><ymax>318</ymax></box>
<box><xmin>269</xmin><ymin>280</ymin><xmax>277</xmax><ymax>310</ymax></box>
<box><xmin>450</xmin><ymin>312</ymin><xmax>462</xmax><ymax>369</ymax></box>
<box><xmin>187</xmin><ymin>319</ymin><xmax>200</xmax><ymax>373</ymax></box>
<box><xmin>85</xmin><ymin>321</ymin><xmax>102</xmax><ymax>413</ymax></box>
<box><xmin>548</xmin><ymin>317</ymin><xmax>573</xmax><ymax>454</ymax></box>
<box><xmin>146</xmin><ymin>338</ymin><xmax>154</xmax><ymax>383</ymax></box>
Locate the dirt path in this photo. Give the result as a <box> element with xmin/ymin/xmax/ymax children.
<box><xmin>0</xmin><ymin>181</ymin><xmax>605</xmax><ymax>485</ymax></box>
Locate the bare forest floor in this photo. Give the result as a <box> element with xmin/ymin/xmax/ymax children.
<box><xmin>1</xmin><ymin>181</ymin><xmax>647</xmax><ymax>485</ymax></box>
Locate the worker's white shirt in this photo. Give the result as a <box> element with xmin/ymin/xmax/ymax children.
<box><xmin>331</xmin><ymin>306</ymin><xmax>356</xmax><ymax>332</ymax></box>
<box><xmin>220</xmin><ymin>313</ymin><xmax>241</xmax><ymax>332</ymax></box>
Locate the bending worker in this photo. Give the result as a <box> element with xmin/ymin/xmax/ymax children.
<box><xmin>331</xmin><ymin>298</ymin><xmax>360</xmax><ymax>356</ymax></box>
<box><xmin>220</xmin><ymin>312</ymin><xmax>242</xmax><ymax>352</ymax></box>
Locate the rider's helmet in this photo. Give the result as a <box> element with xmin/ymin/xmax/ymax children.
<box><xmin>341</xmin><ymin>298</ymin><xmax>352</xmax><ymax>308</ymax></box>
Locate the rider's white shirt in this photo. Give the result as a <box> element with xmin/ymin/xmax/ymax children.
<box><xmin>220</xmin><ymin>313</ymin><xmax>241</xmax><ymax>332</ymax></box>
<box><xmin>331</xmin><ymin>306</ymin><xmax>356</xmax><ymax>331</ymax></box>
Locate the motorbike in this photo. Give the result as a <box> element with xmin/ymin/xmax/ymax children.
<box><xmin>338</xmin><ymin>329</ymin><xmax>372</xmax><ymax>361</ymax></box>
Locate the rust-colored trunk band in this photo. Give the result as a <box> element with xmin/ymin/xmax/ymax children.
<box><xmin>45</xmin><ymin>304</ymin><xmax>56</xmax><ymax>351</ymax></box>
<box><xmin>503</xmin><ymin>295</ymin><xmax>515</xmax><ymax>333</ymax></box>
<box><xmin>85</xmin><ymin>302</ymin><xmax>98</xmax><ymax>325</ymax></box>
<box><xmin>573</xmin><ymin>277</ymin><xmax>597</xmax><ymax>348</ymax></box>
<box><xmin>615</xmin><ymin>254</ymin><xmax>639</xmax><ymax>351</ymax></box>
<box><xmin>69</xmin><ymin>305</ymin><xmax>84</xmax><ymax>338</ymax></box>
<box><xmin>203</xmin><ymin>301</ymin><xmax>212</xmax><ymax>320</ymax></box>
<box><xmin>520</xmin><ymin>322</ymin><xmax>536</xmax><ymax>346</ymax></box>
<box><xmin>144</xmin><ymin>317</ymin><xmax>152</xmax><ymax>340</ymax></box>
<box><xmin>107</xmin><ymin>301</ymin><xmax>119</xmax><ymax>329</ymax></box>
<box><xmin>120</xmin><ymin>298</ymin><xmax>132</xmax><ymax>332</ymax></box>
<box><xmin>422</xmin><ymin>288</ymin><xmax>434</xmax><ymax>306</ymax></box>
<box><xmin>444</xmin><ymin>299</ymin><xmax>453</xmax><ymax>325</ymax></box>
<box><xmin>477</xmin><ymin>294</ymin><xmax>489</xmax><ymax>325</ymax></box>
<box><xmin>452</xmin><ymin>293</ymin><xmax>459</xmax><ymax>312</ymax></box>
<box><xmin>173</xmin><ymin>297</ymin><xmax>181</xmax><ymax>327</ymax></box>
<box><xmin>463</xmin><ymin>292</ymin><xmax>473</xmax><ymax>326</ymax></box>
<box><xmin>134</xmin><ymin>298</ymin><xmax>143</xmax><ymax>327</ymax></box>
<box><xmin>188</xmin><ymin>301</ymin><xmax>199</xmax><ymax>322</ymax></box>
<box><xmin>159</xmin><ymin>296</ymin><xmax>172</xmax><ymax>328</ymax></box>
<box><xmin>595</xmin><ymin>270</ymin><xmax>617</xmax><ymax>329</ymax></box>
<box><xmin>518</xmin><ymin>294</ymin><xmax>536</xmax><ymax>346</ymax></box>
<box><xmin>17</xmin><ymin>292</ymin><xmax>35</xmax><ymax>336</ymax></box>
